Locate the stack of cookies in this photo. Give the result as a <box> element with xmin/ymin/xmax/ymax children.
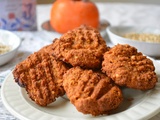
<box><xmin>13</xmin><ymin>25</ymin><xmax>157</xmax><ymax>116</ymax></box>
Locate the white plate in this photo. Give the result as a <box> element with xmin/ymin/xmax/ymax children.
<box><xmin>41</xmin><ymin>20</ymin><xmax>110</xmax><ymax>41</ymax></box>
<box><xmin>1</xmin><ymin>59</ymin><xmax>160</xmax><ymax>120</ymax></box>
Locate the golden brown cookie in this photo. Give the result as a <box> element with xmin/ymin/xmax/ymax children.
<box><xmin>63</xmin><ymin>67</ymin><xmax>123</xmax><ymax>116</ymax></box>
<box><xmin>102</xmin><ymin>44</ymin><xmax>157</xmax><ymax>90</ymax></box>
<box><xmin>13</xmin><ymin>44</ymin><xmax>70</xmax><ymax>106</ymax></box>
<box><xmin>51</xmin><ymin>25</ymin><xmax>108</xmax><ymax>69</ymax></box>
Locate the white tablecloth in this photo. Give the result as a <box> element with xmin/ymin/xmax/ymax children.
<box><xmin>0</xmin><ymin>2</ymin><xmax>160</xmax><ymax>120</ymax></box>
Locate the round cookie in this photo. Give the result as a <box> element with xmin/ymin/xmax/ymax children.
<box><xmin>51</xmin><ymin>25</ymin><xmax>108</xmax><ymax>69</ymax></box>
<box><xmin>102</xmin><ymin>44</ymin><xmax>157</xmax><ymax>90</ymax></box>
<box><xmin>63</xmin><ymin>67</ymin><xmax>123</xmax><ymax>116</ymax></box>
<box><xmin>13</xmin><ymin>44</ymin><xmax>70</xmax><ymax>106</ymax></box>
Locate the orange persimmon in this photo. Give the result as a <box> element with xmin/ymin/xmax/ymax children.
<box><xmin>50</xmin><ymin>0</ymin><xmax>99</xmax><ymax>33</ymax></box>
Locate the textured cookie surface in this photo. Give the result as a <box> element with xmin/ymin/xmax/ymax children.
<box><xmin>63</xmin><ymin>67</ymin><xmax>123</xmax><ymax>116</ymax></box>
<box><xmin>13</xmin><ymin>44</ymin><xmax>69</xmax><ymax>106</ymax></box>
<box><xmin>102</xmin><ymin>44</ymin><xmax>157</xmax><ymax>90</ymax></box>
<box><xmin>51</xmin><ymin>25</ymin><xmax>108</xmax><ymax>69</ymax></box>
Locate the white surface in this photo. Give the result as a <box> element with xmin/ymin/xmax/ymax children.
<box><xmin>1</xmin><ymin>59</ymin><xmax>160</xmax><ymax>120</ymax></box>
<box><xmin>0</xmin><ymin>30</ymin><xmax>21</xmax><ymax>66</ymax></box>
<box><xmin>107</xmin><ymin>26</ymin><xmax>160</xmax><ymax>57</ymax></box>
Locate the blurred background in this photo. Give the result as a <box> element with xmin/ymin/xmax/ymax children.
<box><xmin>37</xmin><ymin>0</ymin><xmax>160</xmax><ymax>4</ymax></box>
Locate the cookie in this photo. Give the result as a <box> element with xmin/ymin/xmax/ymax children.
<box><xmin>51</xmin><ymin>25</ymin><xmax>108</xmax><ymax>69</ymax></box>
<box><xmin>13</xmin><ymin>44</ymin><xmax>70</xmax><ymax>106</ymax></box>
<box><xmin>102</xmin><ymin>44</ymin><xmax>157</xmax><ymax>90</ymax></box>
<box><xmin>63</xmin><ymin>67</ymin><xmax>123</xmax><ymax>116</ymax></box>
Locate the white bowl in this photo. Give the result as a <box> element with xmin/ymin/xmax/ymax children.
<box><xmin>107</xmin><ymin>26</ymin><xmax>160</xmax><ymax>57</ymax></box>
<box><xmin>0</xmin><ymin>30</ymin><xmax>21</xmax><ymax>66</ymax></box>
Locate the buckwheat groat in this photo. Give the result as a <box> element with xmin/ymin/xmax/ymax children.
<box><xmin>102</xmin><ymin>44</ymin><xmax>157</xmax><ymax>90</ymax></box>
<box><xmin>13</xmin><ymin>44</ymin><xmax>70</xmax><ymax>106</ymax></box>
<box><xmin>51</xmin><ymin>25</ymin><xmax>108</xmax><ymax>69</ymax></box>
<box><xmin>63</xmin><ymin>67</ymin><xmax>123</xmax><ymax>116</ymax></box>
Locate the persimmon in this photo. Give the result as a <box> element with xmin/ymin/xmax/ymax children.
<box><xmin>50</xmin><ymin>0</ymin><xmax>99</xmax><ymax>33</ymax></box>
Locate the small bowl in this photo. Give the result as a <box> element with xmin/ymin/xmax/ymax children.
<box><xmin>107</xmin><ymin>26</ymin><xmax>160</xmax><ymax>57</ymax></box>
<box><xmin>0</xmin><ymin>30</ymin><xmax>21</xmax><ymax>66</ymax></box>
